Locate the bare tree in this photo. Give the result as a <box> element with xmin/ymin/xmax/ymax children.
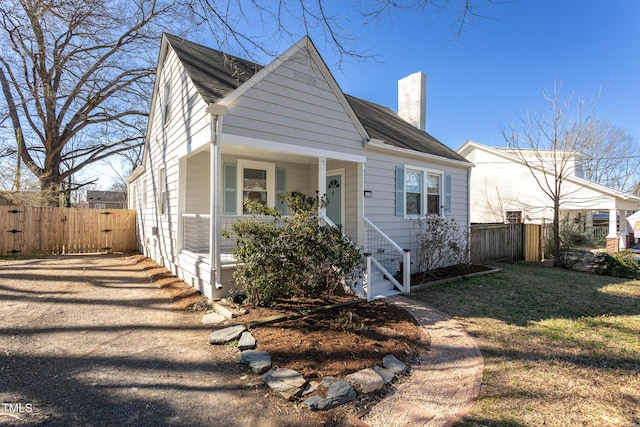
<box><xmin>0</xmin><ymin>0</ymin><xmax>497</xmax><ymax>206</ymax></box>
<box><xmin>576</xmin><ymin>120</ymin><xmax>640</xmax><ymax>193</ymax></box>
<box><xmin>504</xmin><ymin>82</ymin><xmax>604</xmax><ymax>267</ymax></box>
<box><xmin>0</xmin><ymin>0</ymin><xmax>183</xmax><ymax>205</ymax></box>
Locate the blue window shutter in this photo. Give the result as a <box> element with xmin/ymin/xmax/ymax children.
<box><xmin>275</xmin><ymin>168</ymin><xmax>287</xmax><ymax>214</ymax></box>
<box><xmin>395</xmin><ymin>166</ymin><xmax>404</xmax><ymax>216</ymax></box>
<box><xmin>444</xmin><ymin>173</ymin><xmax>452</xmax><ymax>216</ymax></box>
<box><xmin>223</xmin><ymin>163</ymin><xmax>236</xmax><ymax>215</ymax></box>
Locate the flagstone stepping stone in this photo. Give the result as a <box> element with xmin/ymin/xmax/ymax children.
<box><xmin>346</xmin><ymin>368</ymin><xmax>384</xmax><ymax>394</ymax></box>
<box><xmin>237</xmin><ymin>331</ymin><xmax>256</xmax><ymax>350</ymax></box>
<box><xmin>304</xmin><ymin>377</ymin><xmax>356</xmax><ymax>410</ymax></box>
<box><xmin>208</xmin><ymin>325</ymin><xmax>246</xmax><ymax>344</ymax></box>
<box><xmin>383</xmin><ymin>354</ymin><xmax>409</xmax><ymax>375</ymax></box>
<box><xmin>373</xmin><ymin>365</ymin><xmax>396</xmax><ymax>384</ymax></box>
<box><xmin>239</xmin><ymin>350</ymin><xmax>271</xmax><ymax>374</ymax></box>
<box><xmin>201</xmin><ymin>312</ymin><xmax>227</xmax><ymax>325</ymax></box>
<box><xmin>262</xmin><ymin>368</ymin><xmax>307</xmax><ymax>400</ymax></box>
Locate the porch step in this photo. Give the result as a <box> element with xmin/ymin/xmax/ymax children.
<box><xmin>367</xmin><ymin>276</ymin><xmax>401</xmax><ymax>300</ymax></box>
<box><xmin>368</xmin><ymin>288</ymin><xmax>402</xmax><ymax>300</ymax></box>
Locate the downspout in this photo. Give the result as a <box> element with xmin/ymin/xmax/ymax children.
<box><xmin>467</xmin><ymin>166</ymin><xmax>472</xmax><ymax>264</ymax></box>
<box><xmin>207</xmin><ymin>105</ymin><xmax>227</xmax><ymax>290</ymax></box>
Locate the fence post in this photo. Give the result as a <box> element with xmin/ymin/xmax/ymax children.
<box><xmin>403</xmin><ymin>249</ymin><xmax>411</xmax><ymax>293</ymax></box>
<box><xmin>364</xmin><ymin>253</ymin><xmax>372</xmax><ymax>302</ymax></box>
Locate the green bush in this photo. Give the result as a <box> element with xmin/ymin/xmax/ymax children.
<box><xmin>226</xmin><ymin>194</ymin><xmax>363</xmax><ymax>306</ymax></box>
<box><xmin>594</xmin><ymin>250</ymin><xmax>640</xmax><ymax>279</ymax></box>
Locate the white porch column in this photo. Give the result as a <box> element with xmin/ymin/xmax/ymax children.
<box><xmin>357</xmin><ymin>162</ymin><xmax>365</xmax><ymax>246</ymax></box>
<box><xmin>318</xmin><ymin>157</ymin><xmax>326</xmax><ymax>218</ymax></box>
<box><xmin>207</xmin><ymin>104</ymin><xmax>227</xmax><ymax>290</ymax></box>
<box><xmin>607</xmin><ymin>209</ymin><xmax>617</xmax><ymax>238</ymax></box>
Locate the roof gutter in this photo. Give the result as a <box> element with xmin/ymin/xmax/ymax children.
<box><xmin>367</xmin><ymin>139</ymin><xmax>473</xmax><ymax>169</ymax></box>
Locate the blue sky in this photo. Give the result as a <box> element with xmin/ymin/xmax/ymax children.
<box><xmin>307</xmin><ymin>0</ymin><xmax>640</xmax><ymax>150</ymax></box>
<box><xmin>91</xmin><ymin>0</ymin><xmax>640</xmax><ymax>189</ymax></box>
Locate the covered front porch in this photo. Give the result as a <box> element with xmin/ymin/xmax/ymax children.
<box><xmin>173</xmin><ymin>132</ymin><xmax>412</xmax><ymax>301</ymax></box>
<box><xmin>176</xmin><ymin>135</ymin><xmax>368</xmax><ymax>298</ymax></box>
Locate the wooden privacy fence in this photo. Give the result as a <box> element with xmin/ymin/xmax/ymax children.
<box><xmin>471</xmin><ymin>223</ymin><xmax>544</xmax><ymax>264</ymax></box>
<box><xmin>0</xmin><ymin>206</ymin><xmax>137</xmax><ymax>256</ymax></box>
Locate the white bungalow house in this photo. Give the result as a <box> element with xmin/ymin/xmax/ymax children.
<box><xmin>127</xmin><ymin>34</ymin><xmax>472</xmax><ymax>301</ymax></box>
<box><xmin>457</xmin><ymin>140</ymin><xmax>640</xmax><ymax>250</ymax></box>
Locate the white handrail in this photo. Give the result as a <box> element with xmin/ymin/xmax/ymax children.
<box><xmin>364</xmin><ymin>216</ymin><xmax>411</xmax><ymax>297</ymax></box>
<box><xmin>370</xmin><ymin>255</ymin><xmax>403</xmax><ymax>293</ymax></box>
<box><xmin>181</xmin><ymin>213</ymin><xmax>211</xmax><ymax>219</ymax></box>
<box><xmin>364</xmin><ymin>217</ymin><xmax>403</xmax><ymax>254</ymax></box>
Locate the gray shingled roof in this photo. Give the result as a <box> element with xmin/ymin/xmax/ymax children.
<box><xmin>164</xmin><ymin>34</ymin><xmax>469</xmax><ymax>163</ymax></box>
<box><xmin>164</xmin><ymin>33</ymin><xmax>261</xmax><ymax>104</ymax></box>
<box><xmin>345</xmin><ymin>95</ymin><xmax>469</xmax><ymax>163</ymax></box>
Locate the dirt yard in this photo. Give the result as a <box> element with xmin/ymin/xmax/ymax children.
<box><xmin>0</xmin><ymin>254</ymin><xmax>430</xmax><ymax>426</ymax></box>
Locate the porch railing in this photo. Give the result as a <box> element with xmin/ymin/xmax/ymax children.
<box><xmin>182</xmin><ymin>213</ymin><xmax>210</xmax><ymax>253</ymax></box>
<box><xmin>182</xmin><ymin>211</ymin><xmax>411</xmax><ymax>301</ymax></box>
<box><xmin>181</xmin><ymin>212</ymin><xmax>289</xmax><ymax>255</ymax></box>
<box><xmin>364</xmin><ymin>217</ymin><xmax>410</xmax><ymax>300</ymax></box>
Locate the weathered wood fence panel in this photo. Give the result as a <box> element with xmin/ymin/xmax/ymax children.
<box><xmin>0</xmin><ymin>206</ymin><xmax>137</xmax><ymax>255</ymax></box>
<box><xmin>471</xmin><ymin>223</ymin><xmax>522</xmax><ymax>263</ymax></box>
<box><xmin>524</xmin><ymin>223</ymin><xmax>541</xmax><ymax>262</ymax></box>
<box><xmin>471</xmin><ymin>223</ymin><xmax>544</xmax><ymax>264</ymax></box>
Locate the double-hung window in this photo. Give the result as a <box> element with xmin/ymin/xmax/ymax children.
<box><xmin>223</xmin><ymin>159</ymin><xmax>287</xmax><ymax>215</ymax></box>
<box><xmin>426</xmin><ymin>173</ymin><xmax>441</xmax><ymax>215</ymax></box>
<box><xmin>397</xmin><ymin>165</ymin><xmax>450</xmax><ymax>217</ymax></box>
<box><xmin>159</xmin><ymin>168</ymin><xmax>167</xmax><ymax>215</ymax></box>
<box><xmin>162</xmin><ymin>83</ymin><xmax>171</xmax><ymax>126</ymax></box>
<box><xmin>405</xmin><ymin>169</ymin><xmax>423</xmax><ymax>216</ymax></box>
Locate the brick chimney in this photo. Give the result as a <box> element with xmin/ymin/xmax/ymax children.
<box><xmin>398</xmin><ymin>72</ymin><xmax>426</xmax><ymax>131</ymax></box>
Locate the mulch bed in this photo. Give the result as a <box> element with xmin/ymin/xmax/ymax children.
<box><xmin>133</xmin><ymin>255</ymin><xmax>488</xmax><ymax>380</ymax></box>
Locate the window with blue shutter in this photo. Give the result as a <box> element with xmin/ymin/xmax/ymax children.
<box><xmin>395</xmin><ymin>166</ymin><xmax>404</xmax><ymax>216</ymax></box>
<box><xmin>397</xmin><ymin>165</ymin><xmax>449</xmax><ymax>217</ymax></box>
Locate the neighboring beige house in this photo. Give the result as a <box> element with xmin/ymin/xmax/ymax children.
<box><xmin>457</xmin><ymin>140</ymin><xmax>640</xmax><ymax>249</ymax></box>
<box><xmin>86</xmin><ymin>190</ymin><xmax>127</xmax><ymax>209</ymax></box>
<box><xmin>128</xmin><ymin>34</ymin><xmax>472</xmax><ymax>301</ymax></box>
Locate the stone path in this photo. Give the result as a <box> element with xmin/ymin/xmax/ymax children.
<box><xmin>208</xmin><ymin>323</ymin><xmax>410</xmax><ymax>409</ymax></box>
<box><xmin>362</xmin><ymin>295</ymin><xmax>484</xmax><ymax>427</ymax></box>
<box><xmin>205</xmin><ymin>294</ymin><xmax>484</xmax><ymax>427</ymax></box>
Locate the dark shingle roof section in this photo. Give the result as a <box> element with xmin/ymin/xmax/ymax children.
<box><xmin>164</xmin><ymin>33</ymin><xmax>469</xmax><ymax>163</ymax></box>
<box><xmin>346</xmin><ymin>95</ymin><xmax>469</xmax><ymax>163</ymax></box>
<box><xmin>164</xmin><ymin>33</ymin><xmax>262</xmax><ymax>104</ymax></box>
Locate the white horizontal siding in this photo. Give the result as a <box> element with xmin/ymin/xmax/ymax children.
<box><xmin>130</xmin><ymin>45</ymin><xmax>212</xmax><ymax>289</ymax></box>
<box><xmin>222</xmin><ymin>46</ymin><xmax>365</xmax><ymax>157</ymax></box>
<box><xmin>363</xmin><ymin>148</ymin><xmax>470</xmax><ymax>257</ymax></box>
<box><xmin>466</xmin><ymin>146</ymin><xmax>622</xmax><ymax>223</ymax></box>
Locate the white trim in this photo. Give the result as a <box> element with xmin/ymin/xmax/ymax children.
<box><xmin>357</xmin><ymin>163</ymin><xmax>365</xmax><ymax>246</ymax></box>
<box><xmin>318</xmin><ymin>158</ymin><xmax>326</xmax><ymax>218</ymax></box>
<box><xmin>403</xmin><ymin>163</ymin><xmax>445</xmax><ymax>219</ymax></box>
<box><xmin>368</xmin><ymin>139</ymin><xmax>472</xmax><ymax>168</ymax></box>
<box><xmin>236</xmin><ymin>159</ymin><xmax>276</xmax><ymax>214</ymax></box>
<box><xmin>223</xmin><ymin>133</ymin><xmax>367</xmax><ymax>164</ymax></box>
<box><xmin>326</xmin><ymin>168</ymin><xmax>345</xmax><ymax>226</ymax></box>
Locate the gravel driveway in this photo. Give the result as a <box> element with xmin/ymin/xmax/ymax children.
<box><xmin>0</xmin><ymin>255</ymin><xmax>335</xmax><ymax>427</ymax></box>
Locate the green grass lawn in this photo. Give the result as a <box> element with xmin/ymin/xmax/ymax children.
<box><xmin>410</xmin><ymin>262</ymin><xmax>640</xmax><ymax>427</ymax></box>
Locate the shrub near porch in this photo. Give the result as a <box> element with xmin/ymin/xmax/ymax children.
<box><xmin>225</xmin><ymin>194</ymin><xmax>363</xmax><ymax>306</ymax></box>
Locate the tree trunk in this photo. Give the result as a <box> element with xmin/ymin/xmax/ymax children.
<box><xmin>553</xmin><ymin>197</ymin><xmax>561</xmax><ymax>267</ymax></box>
